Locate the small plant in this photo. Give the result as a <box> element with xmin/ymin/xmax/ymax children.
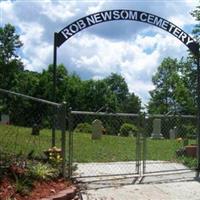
<box><xmin>178</xmin><ymin>156</ymin><xmax>197</xmax><ymax>169</ymax></box>
<box><xmin>15</xmin><ymin>176</ymin><xmax>33</xmax><ymax>196</ymax></box>
<box><xmin>44</xmin><ymin>146</ymin><xmax>62</xmax><ymax>168</ymax></box>
<box><xmin>9</xmin><ymin>161</ymin><xmax>33</xmax><ymax>196</ymax></box>
<box><xmin>74</xmin><ymin>122</ymin><xmax>92</xmax><ymax>133</ymax></box>
<box><xmin>28</xmin><ymin>162</ymin><xmax>58</xmax><ymax>180</ymax></box>
<box><xmin>120</xmin><ymin>123</ymin><xmax>138</xmax><ymax>137</ymax></box>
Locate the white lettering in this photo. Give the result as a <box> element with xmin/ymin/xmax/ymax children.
<box><xmin>121</xmin><ymin>10</ymin><xmax>129</xmax><ymax>19</ymax></box>
<box><xmin>86</xmin><ymin>16</ymin><xmax>96</xmax><ymax>26</ymax></box>
<box><xmin>69</xmin><ymin>24</ymin><xmax>79</xmax><ymax>33</ymax></box>
<box><xmin>61</xmin><ymin>28</ymin><xmax>72</xmax><ymax>39</ymax></box>
<box><xmin>113</xmin><ymin>10</ymin><xmax>120</xmax><ymax>20</ymax></box>
<box><xmin>161</xmin><ymin>20</ymin><xmax>169</xmax><ymax>30</ymax></box>
<box><xmin>94</xmin><ymin>13</ymin><xmax>103</xmax><ymax>23</ymax></box>
<box><xmin>178</xmin><ymin>32</ymin><xmax>187</xmax><ymax>42</ymax></box>
<box><xmin>147</xmin><ymin>14</ymin><xmax>154</xmax><ymax>24</ymax></box>
<box><xmin>77</xmin><ymin>19</ymin><xmax>86</xmax><ymax>30</ymax></box>
<box><xmin>154</xmin><ymin>17</ymin><xmax>163</xmax><ymax>27</ymax></box>
<box><xmin>140</xmin><ymin>12</ymin><xmax>147</xmax><ymax>22</ymax></box>
<box><xmin>186</xmin><ymin>36</ymin><xmax>194</xmax><ymax>45</ymax></box>
<box><xmin>101</xmin><ymin>11</ymin><xmax>112</xmax><ymax>21</ymax></box>
<box><xmin>129</xmin><ymin>11</ymin><xmax>138</xmax><ymax>20</ymax></box>
<box><xmin>173</xmin><ymin>27</ymin><xmax>181</xmax><ymax>37</ymax></box>
<box><xmin>168</xmin><ymin>23</ymin><xmax>175</xmax><ymax>32</ymax></box>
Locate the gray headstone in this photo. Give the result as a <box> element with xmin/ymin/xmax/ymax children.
<box><xmin>92</xmin><ymin>119</ymin><xmax>103</xmax><ymax>140</ymax></box>
<box><xmin>0</xmin><ymin>114</ymin><xmax>10</xmax><ymax>124</ymax></box>
<box><xmin>151</xmin><ymin>118</ymin><xmax>164</xmax><ymax>139</ymax></box>
<box><xmin>169</xmin><ymin>128</ymin><xmax>176</xmax><ymax>139</ymax></box>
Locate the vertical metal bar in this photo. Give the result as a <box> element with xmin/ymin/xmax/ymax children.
<box><xmin>136</xmin><ymin>114</ymin><xmax>141</xmax><ymax>175</ymax></box>
<box><xmin>68</xmin><ymin>108</ymin><xmax>73</xmax><ymax>178</ymax></box>
<box><xmin>52</xmin><ymin>32</ymin><xmax>57</xmax><ymax>147</ymax></box>
<box><xmin>142</xmin><ymin>113</ymin><xmax>147</xmax><ymax>174</ymax></box>
<box><xmin>60</xmin><ymin>102</ymin><xmax>67</xmax><ymax>177</ymax></box>
<box><xmin>196</xmin><ymin>53</ymin><xmax>200</xmax><ymax>177</ymax></box>
<box><xmin>135</xmin><ymin>128</ymin><xmax>140</xmax><ymax>174</ymax></box>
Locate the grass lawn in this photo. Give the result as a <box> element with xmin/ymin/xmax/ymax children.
<box><xmin>73</xmin><ymin>132</ymin><xmax>183</xmax><ymax>162</ymax></box>
<box><xmin>0</xmin><ymin>124</ymin><xmax>61</xmax><ymax>158</ymax></box>
<box><xmin>0</xmin><ymin>124</ymin><xmax>190</xmax><ymax>163</ymax></box>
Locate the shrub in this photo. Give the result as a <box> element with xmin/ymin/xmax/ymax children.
<box><xmin>74</xmin><ymin>123</ymin><xmax>92</xmax><ymax>133</ymax></box>
<box><xmin>120</xmin><ymin>123</ymin><xmax>138</xmax><ymax>137</ymax></box>
<box><xmin>182</xmin><ymin>124</ymin><xmax>196</xmax><ymax>139</ymax></box>
<box><xmin>28</xmin><ymin>162</ymin><xmax>58</xmax><ymax>180</ymax></box>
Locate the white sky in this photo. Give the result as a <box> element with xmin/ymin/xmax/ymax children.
<box><xmin>0</xmin><ymin>0</ymin><xmax>199</xmax><ymax>105</ymax></box>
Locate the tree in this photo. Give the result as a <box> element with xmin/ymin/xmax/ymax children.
<box><xmin>0</xmin><ymin>24</ymin><xmax>23</xmax><ymax>90</ymax></box>
<box><xmin>104</xmin><ymin>73</ymin><xmax>129</xmax><ymax>111</ymax></box>
<box><xmin>123</xmin><ymin>93</ymin><xmax>141</xmax><ymax>113</ymax></box>
<box><xmin>191</xmin><ymin>5</ymin><xmax>200</xmax><ymax>43</ymax></box>
<box><xmin>148</xmin><ymin>57</ymin><xmax>193</xmax><ymax>114</ymax></box>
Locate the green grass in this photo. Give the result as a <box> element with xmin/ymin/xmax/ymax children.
<box><xmin>0</xmin><ymin>124</ymin><xmax>195</xmax><ymax>164</ymax></box>
<box><xmin>72</xmin><ymin>132</ymin><xmax>185</xmax><ymax>162</ymax></box>
<box><xmin>0</xmin><ymin>124</ymin><xmax>61</xmax><ymax>159</ymax></box>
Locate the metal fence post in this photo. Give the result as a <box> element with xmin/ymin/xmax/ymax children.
<box><xmin>68</xmin><ymin>108</ymin><xmax>73</xmax><ymax>178</ymax></box>
<box><xmin>197</xmin><ymin>54</ymin><xmax>200</xmax><ymax>177</ymax></box>
<box><xmin>142</xmin><ymin>113</ymin><xmax>147</xmax><ymax>174</ymax></box>
<box><xmin>60</xmin><ymin>102</ymin><xmax>66</xmax><ymax>177</ymax></box>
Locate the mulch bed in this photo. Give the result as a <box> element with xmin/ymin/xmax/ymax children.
<box><xmin>0</xmin><ymin>177</ymin><xmax>77</xmax><ymax>200</ymax></box>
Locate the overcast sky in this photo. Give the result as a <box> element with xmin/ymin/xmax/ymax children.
<box><xmin>0</xmin><ymin>0</ymin><xmax>199</xmax><ymax>105</ymax></box>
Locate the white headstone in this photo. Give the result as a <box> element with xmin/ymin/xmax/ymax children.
<box><xmin>92</xmin><ymin>119</ymin><xmax>103</xmax><ymax>140</ymax></box>
<box><xmin>0</xmin><ymin>114</ymin><xmax>10</xmax><ymax>124</ymax></box>
<box><xmin>151</xmin><ymin>118</ymin><xmax>164</xmax><ymax>139</ymax></box>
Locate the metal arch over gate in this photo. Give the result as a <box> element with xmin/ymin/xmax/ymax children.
<box><xmin>52</xmin><ymin>9</ymin><xmax>200</xmax><ymax>177</ymax></box>
<box><xmin>55</xmin><ymin>10</ymin><xmax>199</xmax><ymax>55</ymax></box>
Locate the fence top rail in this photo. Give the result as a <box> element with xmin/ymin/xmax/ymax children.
<box><xmin>0</xmin><ymin>88</ymin><xmax>61</xmax><ymax>107</ymax></box>
<box><xmin>71</xmin><ymin>110</ymin><xmax>196</xmax><ymax>119</ymax></box>
<box><xmin>147</xmin><ymin>114</ymin><xmax>197</xmax><ymax>119</ymax></box>
<box><xmin>71</xmin><ymin>110</ymin><xmax>140</xmax><ymax>117</ymax></box>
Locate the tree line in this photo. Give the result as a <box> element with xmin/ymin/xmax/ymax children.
<box><xmin>0</xmin><ymin>24</ymin><xmax>141</xmax><ymax>125</ymax></box>
<box><xmin>0</xmin><ymin>5</ymin><xmax>199</xmax><ymax>126</ymax></box>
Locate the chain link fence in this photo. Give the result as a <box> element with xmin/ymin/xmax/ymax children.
<box><xmin>68</xmin><ymin>111</ymin><xmax>142</xmax><ymax>178</ymax></box>
<box><xmin>143</xmin><ymin>114</ymin><xmax>197</xmax><ymax>174</ymax></box>
<box><xmin>1</xmin><ymin>89</ymin><xmax>198</xmax><ymax>180</ymax></box>
<box><xmin>0</xmin><ymin>89</ymin><xmax>68</xmax><ymax>177</ymax></box>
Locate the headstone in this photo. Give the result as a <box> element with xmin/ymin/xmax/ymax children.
<box><xmin>92</xmin><ymin>119</ymin><xmax>103</xmax><ymax>140</ymax></box>
<box><xmin>32</xmin><ymin>123</ymin><xmax>40</xmax><ymax>136</ymax></box>
<box><xmin>169</xmin><ymin>128</ymin><xmax>176</xmax><ymax>139</ymax></box>
<box><xmin>151</xmin><ymin>118</ymin><xmax>164</xmax><ymax>139</ymax></box>
<box><xmin>0</xmin><ymin>114</ymin><xmax>10</xmax><ymax>125</ymax></box>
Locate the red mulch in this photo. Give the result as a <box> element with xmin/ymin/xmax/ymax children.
<box><xmin>0</xmin><ymin>177</ymin><xmax>73</xmax><ymax>200</ymax></box>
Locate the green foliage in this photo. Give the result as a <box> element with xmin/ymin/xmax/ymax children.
<box><xmin>120</xmin><ymin>123</ymin><xmax>138</xmax><ymax>137</ymax></box>
<box><xmin>182</xmin><ymin>124</ymin><xmax>196</xmax><ymax>139</ymax></box>
<box><xmin>148</xmin><ymin>57</ymin><xmax>196</xmax><ymax>115</ymax></box>
<box><xmin>28</xmin><ymin>162</ymin><xmax>58</xmax><ymax>180</ymax></box>
<box><xmin>0</xmin><ymin>24</ymin><xmax>23</xmax><ymax>92</ymax></box>
<box><xmin>15</xmin><ymin>176</ymin><xmax>33</xmax><ymax>196</ymax></box>
<box><xmin>191</xmin><ymin>5</ymin><xmax>200</xmax><ymax>43</ymax></box>
<box><xmin>74</xmin><ymin>122</ymin><xmax>92</xmax><ymax>133</ymax></box>
<box><xmin>178</xmin><ymin>156</ymin><xmax>197</xmax><ymax>169</ymax></box>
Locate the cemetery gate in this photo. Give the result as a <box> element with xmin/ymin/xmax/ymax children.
<box><xmin>68</xmin><ymin>111</ymin><xmax>142</xmax><ymax>178</ymax></box>
<box><xmin>68</xmin><ymin>111</ymin><xmax>198</xmax><ymax>178</ymax></box>
<box><xmin>52</xmin><ymin>9</ymin><xmax>200</xmax><ymax>177</ymax></box>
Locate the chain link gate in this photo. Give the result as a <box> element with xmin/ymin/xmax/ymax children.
<box><xmin>67</xmin><ymin>111</ymin><xmax>198</xmax><ymax>178</ymax></box>
<box><xmin>68</xmin><ymin>111</ymin><xmax>142</xmax><ymax>178</ymax></box>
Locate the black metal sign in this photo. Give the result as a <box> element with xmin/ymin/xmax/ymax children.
<box><xmin>56</xmin><ymin>9</ymin><xmax>199</xmax><ymax>56</ymax></box>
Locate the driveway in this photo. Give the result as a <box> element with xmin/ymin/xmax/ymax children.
<box><xmin>74</xmin><ymin>161</ymin><xmax>200</xmax><ymax>200</ymax></box>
